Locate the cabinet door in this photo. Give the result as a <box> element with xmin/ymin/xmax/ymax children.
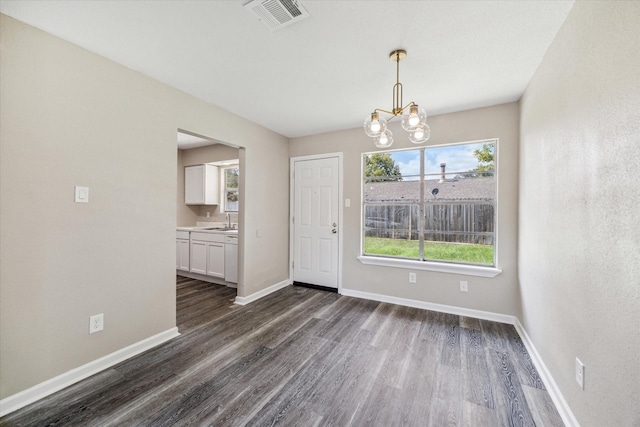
<box><xmin>176</xmin><ymin>239</ymin><xmax>180</xmax><ymax>269</ymax></box>
<box><xmin>185</xmin><ymin>164</ymin><xmax>220</xmax><ymax>205</ymax></box>
<box><xmin>176</xmin><ymin>239</ymin><xmax>190</xmax><ymax>271</ymax></box>
<box><xmin>206</xmin><ymin>243</ymin><xmax>225</xmax><ymax>278</ymax></box>
<box><xmin>190</xmin><ymin>240</ymin><xmax>207</xmax><ymax>274</ymax></box>
<box><xmin>224</xmin><ymin>243</ymin><xmax>238</xmax><ymax>283</ymax></box>
<box><xmin>203</xmin><ymin>164</ymin><xmax>220</xmax><ymax>205</ymax></box>
<box><xmin>185</xmin><ymin>165</ymin><xmax>205</xmax><ymax>204</ymax></box>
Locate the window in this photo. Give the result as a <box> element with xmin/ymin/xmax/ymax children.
<box><xmin>221</xmin><ymin>166</ymin><xmax>239</xmax><ymax>212</ymax></box>
<box><xmin>362</xmin><ymin>140</ymin><xmax>496</xmax><ymax>269</ymax></box>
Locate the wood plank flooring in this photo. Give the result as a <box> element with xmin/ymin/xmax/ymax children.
<box><xmin>1</xmin><ymin>277</ymin><xmax>564</xmax><ymax>426</ymax></box>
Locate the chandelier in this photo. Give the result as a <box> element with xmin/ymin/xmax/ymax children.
<box><xmin>364</xmin><ymin>49</ymin><xmax>430</xmax><ymax>148</ymax></box>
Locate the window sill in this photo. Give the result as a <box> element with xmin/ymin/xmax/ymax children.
<box><xmin>357</xmin><ymin>256</ymin><xmax>502</xmax><ymax>278</ymax></box>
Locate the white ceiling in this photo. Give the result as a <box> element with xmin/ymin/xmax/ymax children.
<box><xmin>1</xmin><ymin>0</ymin><xmax>575</xmax><ymax>139</ymax></box>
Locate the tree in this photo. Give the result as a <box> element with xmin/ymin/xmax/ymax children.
<box><xmin>458</xmin><ymin>144</ymin><xmax>495</xmax><ymax>178</ymax></box>
<box><xmin>225</xmin><ymin>167</ymin><xmax>239</xmax><ymax>188</ymax></box>
<box><xmin>473</xmin><ymin>144</ymin><xmax>494</xmax><ymax>172</ymax></box>
<box><xmin>456</xmin><ymin>143</ymin><xmax>495</xmax><ymax>178</ymax></box>
<box><xmin>365</xmin><ymin>153</ymin><xmax>402</xmax><ymax>181</ymax></box>
<box><xmin>224</xmin><ymin>167</ymin><xmax>239</xmax><ymax>202</ymax></box>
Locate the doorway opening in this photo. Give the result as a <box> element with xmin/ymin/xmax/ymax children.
<box><xmin>176</xmin><ymin>129</ymin><xmax>245</xmax><ymax>300</ymax></box>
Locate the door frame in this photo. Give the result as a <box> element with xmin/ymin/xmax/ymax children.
<box><xmin>289</xmin><ymin>152</ymin><xmax>344</xmax><ymax>293</ymax></box>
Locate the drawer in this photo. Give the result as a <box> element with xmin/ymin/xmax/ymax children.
<box><xmin>225</xmin><ymin>235</ymin><xmax>238</xmax><ymax>244</ymax></box>
<box><xmin>191</xmin><ymin>232</ymin><xmax>225</xmax><ymax>243</ymax></box>
<box><xmin>176</xmin><ymin>231</ymin><xmax>190</xmax><ymax>240</ymax></box>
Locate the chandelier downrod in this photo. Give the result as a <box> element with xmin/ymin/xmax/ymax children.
<box><xmin>392</xmin><ymin>49</ymin><xmax>405</xmax><ymax>115</ymax></box>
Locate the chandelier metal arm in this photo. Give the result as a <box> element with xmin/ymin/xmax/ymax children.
<box><xmin>373</xmin><ymin>101</ymin><xmax>418</xmax><ymax>120</ymax></box>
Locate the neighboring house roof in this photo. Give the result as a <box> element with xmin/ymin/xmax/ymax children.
<box><xmin>364</xmin><ymin>177</ymin><xmax>495</xmax><ymax>202</ymax></box>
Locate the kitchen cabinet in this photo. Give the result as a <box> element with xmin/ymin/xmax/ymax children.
<box><xmin>176</xmin><ymin>231</ymin><xmax>190</xmax><ymax>271</ymax></box>
<box><xmin>189</xmin><ymin>240</ymin><xmax>208</xmax><ymax>275</ymax></box>
<box><xmin>224</xmin><ymin>234</ymin><xmax>238</xmax><ymax>283</ymax></box>
<box><xmin>207</xmin><ymin>242</ymin><xmax>225</xmax><ymax>278</ymax></box>
<box><xmin>190</xmin><ymin>232</ymin><xmax>225</xmax><ymax>278</ymax></box>
<box><xmin>185</xmin><ymin>164</ymin><xmax>219</xmax><ymax>205</ymax></box>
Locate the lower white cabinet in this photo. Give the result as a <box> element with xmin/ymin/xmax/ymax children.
<box><xmin>190</xmin><ymin>232</ymin><xmax>225</xmax><ymax>278</ymax></box>
<box><xmin>189</xmin><ymin>240</ymin><xmax>208</xmax><ymax>275</ymax></box>
<box><xmin>176</xmin><ymin>239</ymin><xmax>190</xmax><ymax>271</ymax></box>
<box><xmin>176</xmin><ymin>231</ymin><xmax>190</xmax><ymax>271</ymax></box>
<box><xmin>179</xmin><ymin>230</ymin><xmax>237</xmax><ymax>282</ymax></box>
<box><xmin>224</xmin><ymin>235</ymin><xmax>238</xmax><ymax>283</ymax></box>
<box><xmin>207</xmin><ymin>243</ymin><xmax>225</xmax><ymax>278</ymax></box>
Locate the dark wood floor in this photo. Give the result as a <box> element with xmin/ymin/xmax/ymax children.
<box><xmin>1</xmin><ymin>277</ymin><xmax>564</xmax><ymax>426</ymax></box>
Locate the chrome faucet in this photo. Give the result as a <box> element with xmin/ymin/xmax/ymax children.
<box><xmin>226</xmin><ymin>213</ymin><xmax>231</xmax><ymax>228</ymax></box>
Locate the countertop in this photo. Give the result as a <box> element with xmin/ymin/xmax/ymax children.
<box><xmin>177</xmin><ymin>226</ymin><xmax>238</xmax><ymax>235</ymax></box>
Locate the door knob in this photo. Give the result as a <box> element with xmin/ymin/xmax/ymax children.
<box><xmin>332</xmin><ymin>228</ymin><xmax>337</xmax><ymax>234</ymax></box>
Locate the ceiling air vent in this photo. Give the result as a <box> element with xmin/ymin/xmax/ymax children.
<box><xmin>244</xmin><ymin>0</ymin><xmax>310</xmax><ymax>32</ymax></box>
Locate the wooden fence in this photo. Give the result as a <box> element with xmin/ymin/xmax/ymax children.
<box><xmin>364</xmin><ymin>201</ymin><xmax>494</xmax><ymax>245</ymax></box>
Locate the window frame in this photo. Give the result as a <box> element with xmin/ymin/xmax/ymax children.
<box><xmin>358</xmin><ymin>139</ymin><xmax>502</xmax><ymax>278</ymax></box>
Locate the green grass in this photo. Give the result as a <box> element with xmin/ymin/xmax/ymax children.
<box><xmin>364</xmin><ymin>237</ymin><xmax>494</xmax><ymax>265</ymax></box>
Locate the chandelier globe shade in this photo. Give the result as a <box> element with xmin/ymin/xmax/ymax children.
<box><xmin>374</xmin><ymin>129</ymin><xmax>394</xmax><ymax>148</ymax></box>
<box><xmin>409</xmin><ymin>124</ymin><xmax>431</xmax><ymax>144</ymax></box>
<box><xmin>401</xmin><ymin>105</ymin><xmax>428</xmax><ymax>131</ymax></box>
<box><xmin>364</xmin><ymin>112</ymin><xmax>388</xmax><ymax>137</ymax></box>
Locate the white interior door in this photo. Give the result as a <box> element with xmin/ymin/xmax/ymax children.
<box><xmin>293</xmin><ymin>156</ymin><xmax>340</xmax><ymax>288</ymax></box>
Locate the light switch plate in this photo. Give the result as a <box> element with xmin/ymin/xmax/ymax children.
<box><xmin>345</xmin><ymin>198</ymin><xmax>351</xmax><ymax>208</ymax></box>
<box><xmin>75</xmin><ymin>186</ymin><xmax>89</xmax><ymax>203</ymax></box>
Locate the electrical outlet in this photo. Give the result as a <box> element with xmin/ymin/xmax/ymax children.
<box><xmin>409</xmin><ymin>272</ymin><xmax>416</xmax><ymax>283</ymax></box>
<box><xmin>89</xmin><ymin>313</ymin><xmax>104</xmax><ymax>334</ymax></box>
<box><xmin>460</xmin><ymin>281</ymin><xmax>468</xmax><ymax>292</ymax></box>
<box><xmin>575</xmin><ymin>358</ymin><xmax>585</xmax><ymax>389</ymax></box>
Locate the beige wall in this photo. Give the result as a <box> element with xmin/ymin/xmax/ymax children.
<box><xmin>177</xmin><ymin>144</ymin><xmax>240</xmax><ymax>226</ymax></box>
<box><xmin>0</xmin><ymin>14</ymin><xmax>289</xmax><ymax>399</ymax></box>
<box><xmin>519</xmin><ymin>2</ymin><xmax>640</xmax><ymax>426</ymax></box>
<box><xmin>290</xmin><ymin>102</ymin><xmax>521</xmax><ymax>316</ymax></box>
<box><xmin>176</xmin><ymin>148</ymin><xmax>197</xmax><ymax>226</ymax></box>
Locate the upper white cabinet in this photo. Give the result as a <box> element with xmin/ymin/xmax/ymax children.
<box><xmin>185</xmin><ymin>164</ymin><xmax>219</xmax><ymax>205</ymax></box>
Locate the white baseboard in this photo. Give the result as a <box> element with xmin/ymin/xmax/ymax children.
<box><xmin>0</xmin><ymin>327</ymin><xmax>180</xmax><ymax>417</ymax></box>
<box><xmin>340</xmin><ymin>288</ymin><xmax>516</xmax><ymax>324</ymax></box>
<box><xmin>234</xmin><ymin>279</ymin><xmax>290</xmax><ymax>305</ymax></box>
<box><xmin>340</xmin><ymin>287</ymin><xmax>579</xmax><ymax>427</ymax></box>
<box><xmin>513</xmin><ymin>319</ymin><xmax>580</xmax><ymax>427</ymax></box>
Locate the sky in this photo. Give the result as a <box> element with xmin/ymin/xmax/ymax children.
<box><xmin>384</xmin><ymin>141</ymin><xmax>493</xmax><ymax>180</ymax></box>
